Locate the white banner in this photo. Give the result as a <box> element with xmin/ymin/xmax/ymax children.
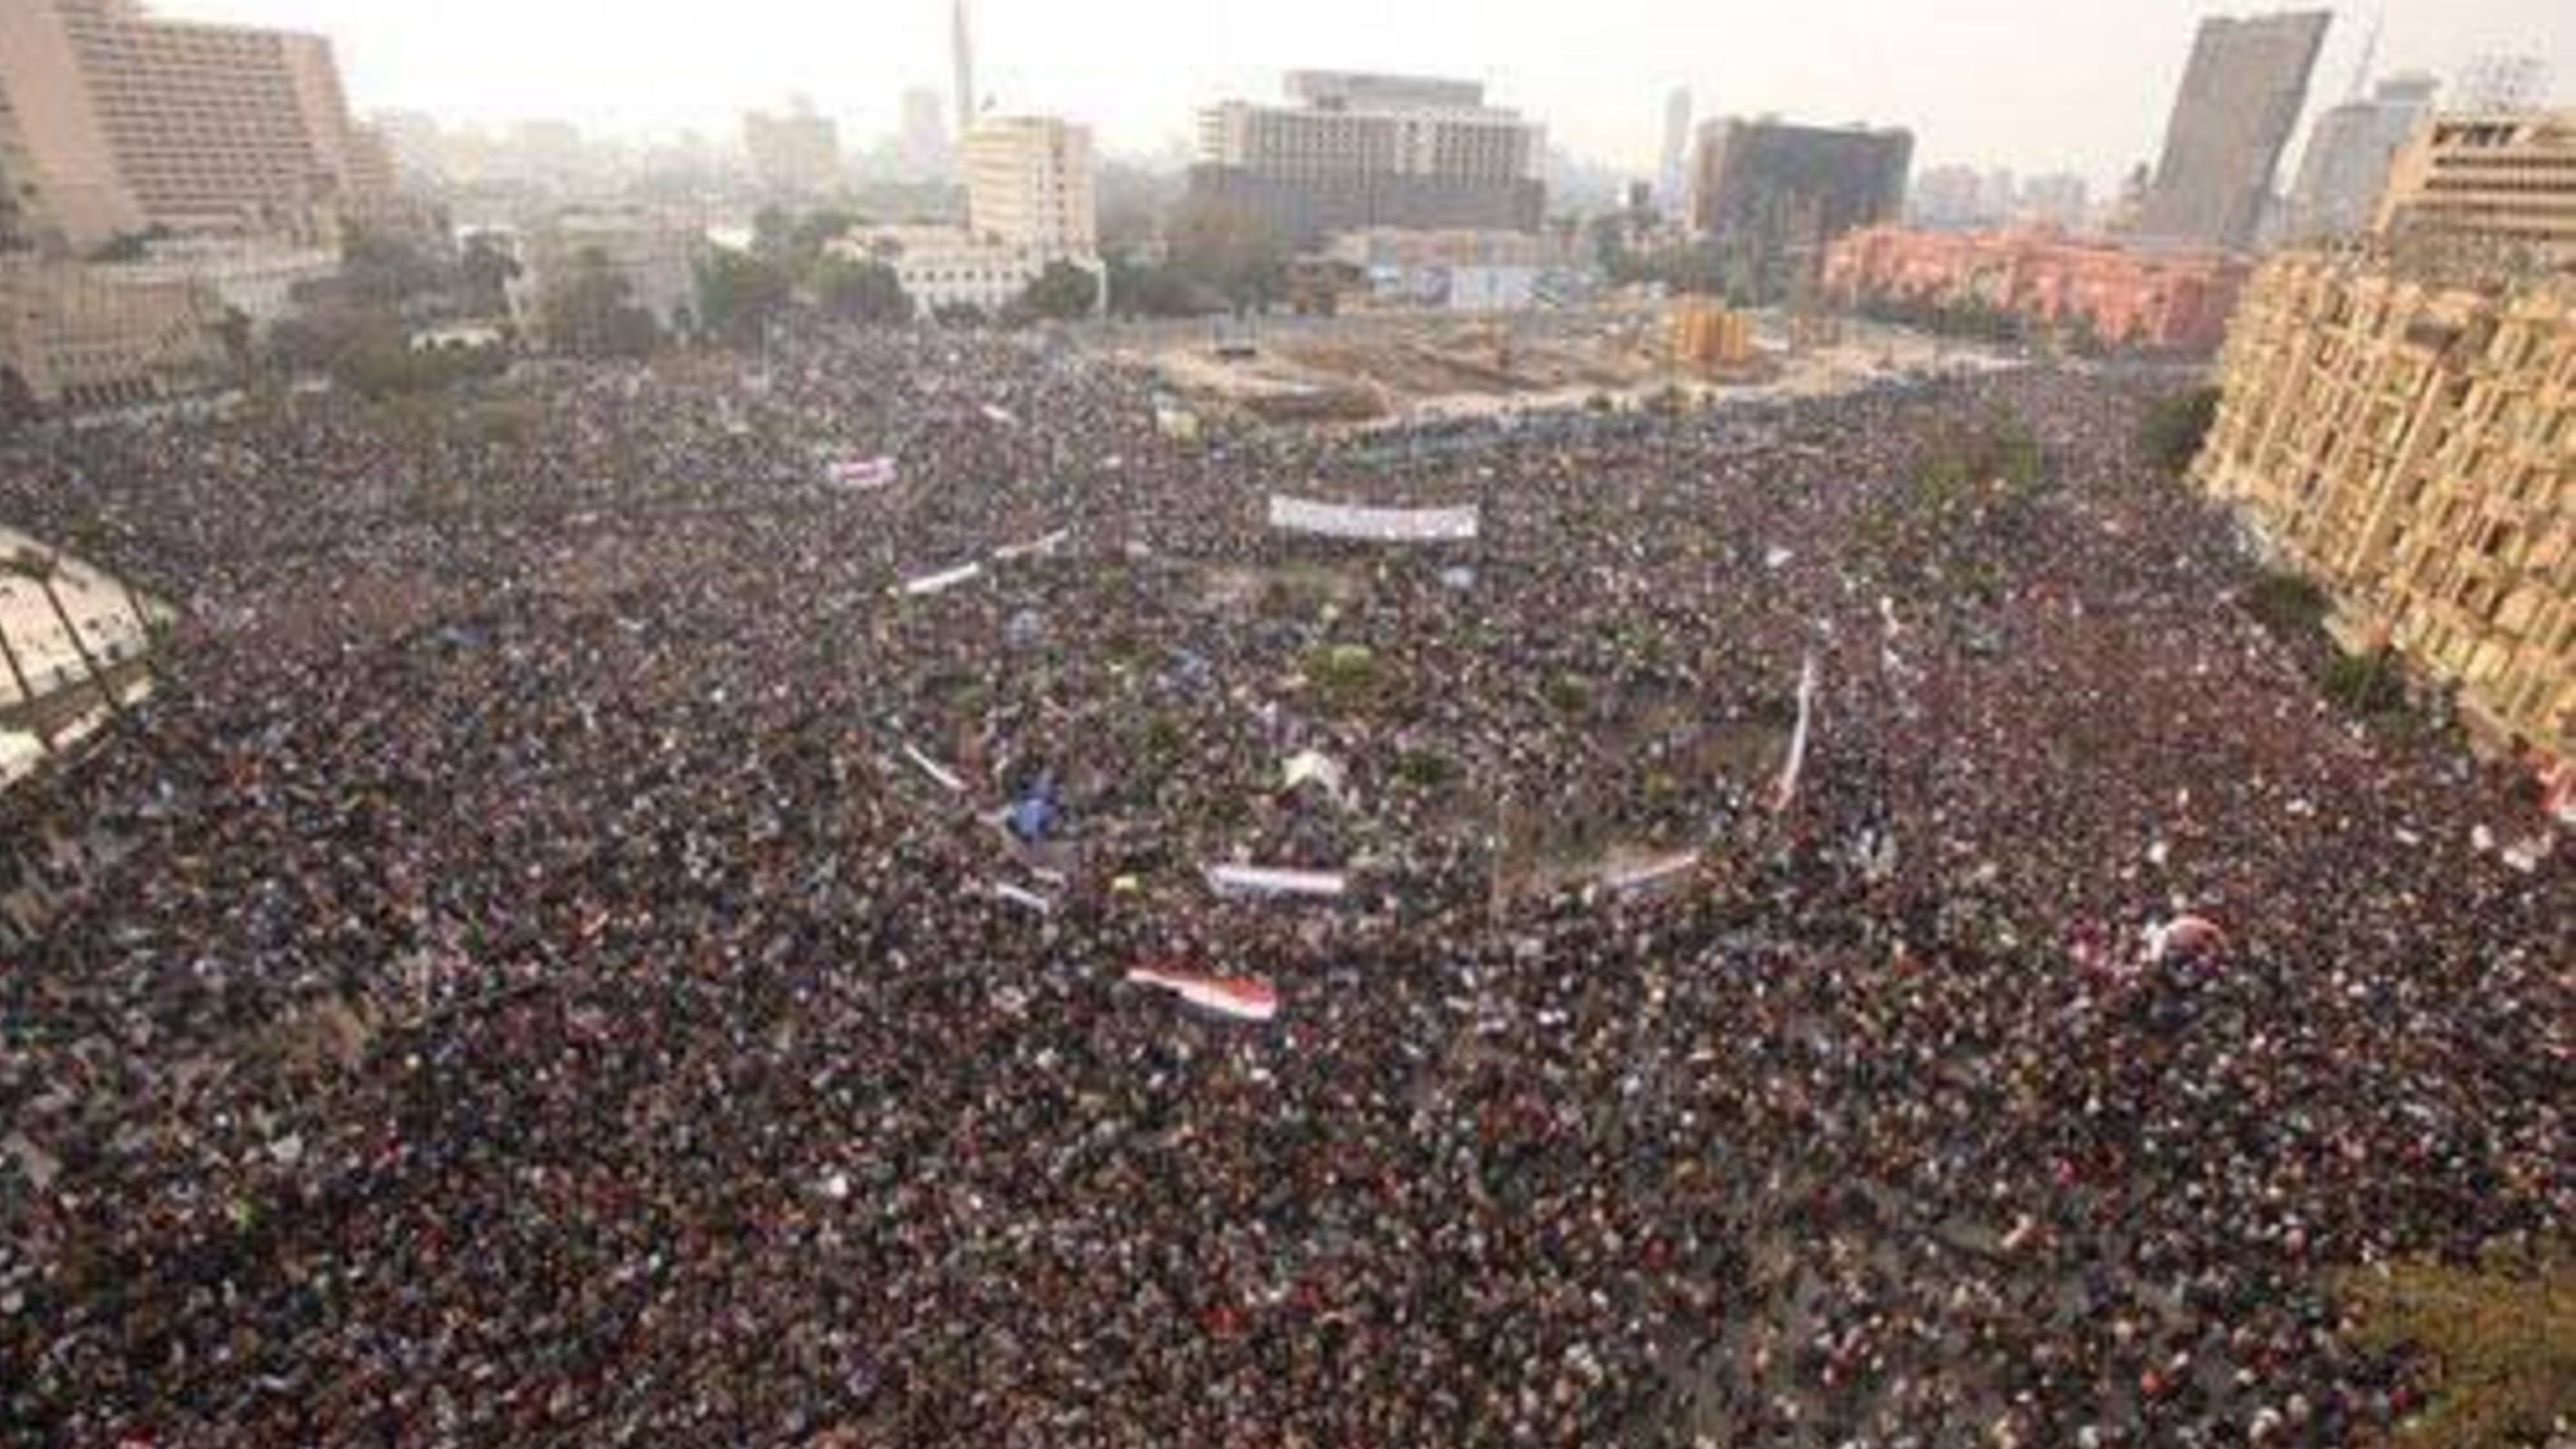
<box><xmin>1769</xmin><ymin>654</ymin><xmax>1821</xmax><ymax>814</ymax></box>
<box><xmin>1606</xmin><ymin>850</ymin><xmax>1702</xmax><ymax>893</ymax></box>
<box><xmin>901</xmin><ymin>743</ymin><xmax>968</xmax><ymax>795</ymax></box>
<box><xmin>991</xmin><ymin>529</ymin><xmax>1070</xmax><ymax>563</ymax></box>
<box><xmin>1203</xmin><ymin>864</ymin><xmax>1349</xmax><ymax>900</ymax></box>
<box><xmin>1268</xmin><ymin>496</ymin><xmax>1480</xmax><ymax>544</ymax></box>
<box><xmin>826</xmin><ymin>454</ymin><xmax>898</xmax><ymax>491</ymax></box>
<box><xmin>897</xmin><ymin>562</ymin><xmax>984</xmax><ymax>598</ymax></box>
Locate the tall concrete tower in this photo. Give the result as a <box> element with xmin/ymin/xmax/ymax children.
<box><xmin>951</xmin><ymin>0</ymin><xmax>978</xmax><ymax>142</ymax></box>
<box><xmin>2135</xmin><ymin>10</ymin><xmax>2332</xmax><ymax>251</ymax></box>
<box><xmin>1657</xmin><ymin>87</ymin><xmax>1694</xmax><ymax>213</ymax></box>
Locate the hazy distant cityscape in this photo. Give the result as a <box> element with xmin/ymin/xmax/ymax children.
<box><xmin>0</xmin><ymin>1</ymin><xmax>2569</xmax><ymax>1444</ymax></box>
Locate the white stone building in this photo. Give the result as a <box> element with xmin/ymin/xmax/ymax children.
<box><xmin>830</xmin><ymin>224</ymin><xmax>1045</xmax><ymax>320</ymax></box>
<box><xmin>963</xmin><ymin>115</ymin><xmax>1097</xmax><ymax>260</ymax></box>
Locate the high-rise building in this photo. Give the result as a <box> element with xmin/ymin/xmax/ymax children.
<box><xmin>1657</xmin><ymin>88</ymin><xmax>1693</xmax><ymax>214</ymax></box>
<box><xmin>964</xmin><ymin>115</ymin><xmax>1096</xmax><ymax>260</ymax></box>
<box><xmin>951</xmin><ymin>0</ymin><xmax>978</xmax><ymax>144</ymax></box>
<box><xmin>505</xmin><ymin>119</ymin><xmax>586</xmax><ymax>189</ymax></box>
<box><xmin>1688</xmin><ymin>117</ymin><xmax>1913</xmax><ymax>299</ymax></box>
<box><xmin>2018</xmin><ymin>174</ymin><xmax>2093</xmax><ymax>230</ymax></box>
<box><xmin>371</xmin><ymin>110</ymin><xmax>448</xmax><ymax>188</ymax></box>
<box><xmin>2134</xmin><ymin>10</ymin><xmax>2332</xmax><ymax>251</ymax></box>
<box><xmin>2198</xmin><ymin>251</ymin><xmax>2573</xmax><ymax>760</ymax></box>
<box><xmin>2375</xmin><ymin>110</ymin><xmax>2576</xmax><ymax>270</ymax></box>
<box><xmin>1909</xmin><ymin>164</ymin><xmax>1990</xmax><ymax>229</ymax></box>
<box><xmin>744</xmin><ymin>97</ymin><xmax>843</xmax><ymax>196</ymax></box>
<box><xmin>1982</xmin><ymin>168</ymin><xmax>2019</xmax><ymax>222</ymax></box>
<box><xmin>0</xmin><ymin>0</ymin><xmax>393</xmax><ymax>251</ymax></box>
<box><xmin>900</xmin><ymin>88</ymin><xmax>953</xmax><ymax>182</ymax></box>
<box><xmin>1188</xmin><ymin>72</ymin><xmax>1547</xmax><ymax>247</ymax></box>
<box><xmin>2283</xmin><ymin>72</ymin><xmax>2441</xmax><ymax>241</ymax></box>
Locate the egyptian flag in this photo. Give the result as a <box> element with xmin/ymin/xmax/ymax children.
<box><xmin>1125</xmin><ymin>966</ymin><xmax>1281</xmax><ymax>1024</ymax></box>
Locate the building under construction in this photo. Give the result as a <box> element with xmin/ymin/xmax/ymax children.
<box><xmin>2196</xmin><ymin>248</ymin><xmax>2573</xmax><ymax>761</ymax></box>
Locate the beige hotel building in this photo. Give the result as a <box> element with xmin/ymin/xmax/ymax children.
<box><xmin>0</xmin><ymin>0</ymin><xmax>391</xmax><ymax>251</ymax></box>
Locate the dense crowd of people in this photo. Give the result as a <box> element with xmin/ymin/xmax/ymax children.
<box><xmin>0</xmin><ymin>325</ymin><xmax>2564</xmax><ymax>1446</ymax></box>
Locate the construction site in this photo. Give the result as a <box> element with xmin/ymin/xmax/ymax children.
<box><xmin>1116</xmin><ymin>303</ymin><xmax>2004</xmax><ymax>430</ymax></box>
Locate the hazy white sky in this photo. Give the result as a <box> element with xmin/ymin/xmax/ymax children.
<box><xmin>187</xmin><ymin>0</ymin><xmax>2568</xmax><ymax>191</ymax></box>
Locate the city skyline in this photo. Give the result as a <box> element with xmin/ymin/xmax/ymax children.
<box><xmin>174</xmin><ymin>0</ymin><xmax>2570</xmax><ymax>194</ymax></box>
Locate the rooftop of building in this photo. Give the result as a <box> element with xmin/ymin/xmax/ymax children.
<box><xmin>1283</xmin><ymin>71</ymin><xmax>1489</xmax><ymax>112</ymax></box>
<box><xmin>1701</xmin><ymin>115</ymin><xmax>1915</xmax><ymax>142</ymax></box>
<box><xmin>2263</xmin><ymin>237</ymin><xmax>2576</xmax><ymax>296</ymax></box>
<box><xmin>59</xmin><ymin>0</ymin><xmax>329</xmax><ymax>47</ymax></box>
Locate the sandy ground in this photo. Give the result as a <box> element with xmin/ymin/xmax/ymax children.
<box><xmin>1130</xmin><ymin>311</ymin><xmax>2021</xmax><ymax>428</ymax></box>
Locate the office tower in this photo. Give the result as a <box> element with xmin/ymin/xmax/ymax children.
<box><xmin>964</xmin><ymin>115</ymin><xmax>1096</xmax><ymax>259</ymax></box>
<box><xmin>1688</xmin><ymin>116</ymin><xmax>1912</xmax><ymax>297</ymax></box>
<box><xmin>1189</xmin><ymin>72</ymin><xmax>1547</xmax><ymax>247</ymax></box>
<box><xmin>2377</xmin><ymin>110</ymin><xmax>2576</xmax><ymax>269</ymax></box>
<box><xmin>2135</xmin><ymin>10</ymin><xmax>2332</xmax><ymax>250</ymax></box>
<box><xmin>371</xmin><ymin>110</ymin><xmax>449</xmax><ymax>188</ymax></box>
<box><xmin>952</xmin><ymin>0</ymin><xmax>978</xmax><ymax>143</ymax></box>
<box><xmin>900</xmin><ymin>87</ymin><xmax>953</xmax><ymax>181</ymax></box>
<box><xmin>744</xmin><ymin>97</ymin><xmax>843</xmax><ymax>195</ymax></box>
<box><xmin>2283</xmin><ymin>72</ymin><xmax>2440</xmax><ymax>240</ymax></box>
<box><xmin>1657</xmin><ymin>88</ymin><xmax>1693</xmax><ymax>213</ymax></box>
<box><xmin>1908</xmin><ymin>164</ymin><xmax>1986</xmax><ymax>228</ymax></box>
<box><xmin>2018</xmin><ymin>174</ymin><xmax>2092</xmax><ymax>230</ymax></box>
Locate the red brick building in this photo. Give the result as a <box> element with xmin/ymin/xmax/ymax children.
<box><xmin>1823</xmin><ymin>225</ymin><xmax>2253</xmax><ymax>353</ymax></box>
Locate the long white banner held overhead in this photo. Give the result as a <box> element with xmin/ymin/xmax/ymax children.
<box><xmin>1606</xmin><ymin>850</ymin><xmax>1704</xmax><ymax>894</ymax></box>
<box><xmin>1268</xmin><ymin>496</ymin><xmax>1481</xmax><ymax>544</ymax></box>
<box><xmin>1203</xmin><ymin>864</ymin><xmax>1349</xmax><ymax>900</ymax></box>
<box><xmin>897</xmin><ymin>562</ymin><xmax>985</xmax><ymax>598</ymax></box>
<box><xmin>990</xmin><ymin>529</ymin><xmax>1070</xmax><ymax>563</ymax></box>
<box><xmin>1769</xmin><ymin>653</ymin><xmax>1822</xmax><ymax>814</ymax></box>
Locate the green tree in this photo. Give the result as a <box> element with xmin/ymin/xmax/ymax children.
<box><xmin>2141</xmin><ymin>385</ymin><xmax>2222</xmax><ymax>475</ymax></box>
<box><xmin>265</xmin><ymin>300</ymin><xmax>499</xmax><ymax>399</ymax></box>
<box><xmin>2336</xmin><ymin>1248</ymin><xmax>2573</xmax><ymax>1449</ymax></box>
<box><xmin>86</xmin><ymin>226</ymin><xmax>168</xmax><ymax>263</ymax></box>
<box><xmin>458</xmin><ymin>233</ymin><xmax>522</xmax><ymax>314</ymax></box>
<box><xmin>750</xmin><ymin>204</ymin><xmax>799</xmax><ymax>264</ymax></box>
<box><xmin>1166</xmin><ymin>195</ymin><xmax>1290</xmax><ymax>313</ymax></box>
<box><xmin>1588</xmin><ymin>213</ymin><xmax>1636</xmax><ymax>276</ymax></box>
<box><xmin>340</xmin><ymin>229</ymin><xmax>453</xmax><ymax>311</ymax></box>
<box><xmin>1105</xmin><ymin>254</ymin><xmax>1216</xmax><ymax>318</ymax></box>
<box><xmin>790</xmin><ymin>209</ymin><xmax>861</xmax><ymax>264</ymax></box>
<box><xmin>812</xmin><ymin>255</ymin><xmax>912</xmax><ymax>324</ymax></box>
<box><xmin>544</xmin><ymin>248</ymin><xmax>660</xmax><ymax>359</ymax></box>
<box><xmin>0</xmin><ymin>367</ymin><xmax>38</xmax><ymax>436</ymax></box>
<box><xmin>693</xmin><ymin>248</ymin><xmax>796</xmax><ymax>347</ymax></box>
<box><xmin>1010</xmin><ymin>261</ymin><xmax>1100</xmax><ymax>323</ymax></box>
<box><xmin>214</xmin><ymin>308</ymin><xmax>254</xmax><ymax>376</ymax></box>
